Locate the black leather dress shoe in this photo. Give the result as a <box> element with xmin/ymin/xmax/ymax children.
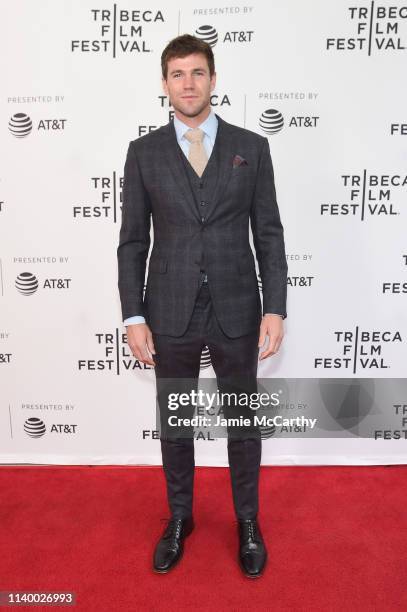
<box><xmin>238</xmin><ymin>519</ymin><xmax>267</xmax><ymax>578</ymax></box>
<box><xmin>153</xmin><ymin>517</ymin><xmax>194</xmax><ymax>573</ymax></box>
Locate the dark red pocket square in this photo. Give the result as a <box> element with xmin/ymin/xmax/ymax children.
<box><xmin>232</xmin><ymin>154</ymin><xmax>248</xmax><ymax>167</ymax></box>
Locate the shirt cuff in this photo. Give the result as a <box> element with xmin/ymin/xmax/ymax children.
<box><xmin>123</xmin><ymin>315</ymin><xmax>146</xmax><ymax>326</ymax></box>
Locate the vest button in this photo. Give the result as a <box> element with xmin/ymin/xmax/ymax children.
<box><xmin>201</xmin><ymin>216</ymin><xmax>205</xmax><ymax>223</ymax></box>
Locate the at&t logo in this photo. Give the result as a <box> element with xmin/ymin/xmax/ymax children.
<box><xmin>15</xmin><ymin>272</ymin><xmax>71</xmax><ymax>295</ymax></box>
<box><xmin>194</xmin><ymin>24</ymin><xmax>254</xmax><ymax>46</ymax></box>
<box><xmin>258</xmin><ymin>109</ymin><xmax>319</xmax><ymax>135</ymax></box>
<box><xmin>8</xmin><ymin>113</ymin><xmax>67</xmax><ymax>138</ymax></box>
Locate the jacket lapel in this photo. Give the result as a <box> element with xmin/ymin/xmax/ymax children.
<box><xmin>204</xmin><ymin>114</ymin><xmax>236</xmax><ymax>223</ymax></box>
<box><xmin>161</xmin><ymin>120</ymin><xmax>202</xmax><ymax>223</ymax></box>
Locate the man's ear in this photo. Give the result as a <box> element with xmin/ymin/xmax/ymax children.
<box><xmin>210</xmin><ymin>72</ymin><xmax>217</xmax><ymax>92</ymax></box>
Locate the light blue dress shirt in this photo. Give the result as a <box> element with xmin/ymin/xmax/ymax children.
<box><xmin>123</xmin><ymin>110</ymin><xmax>281</xmax><ymax>326</ymax></box>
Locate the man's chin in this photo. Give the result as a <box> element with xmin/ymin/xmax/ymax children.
<box><xmin>174</xmin><ymin>103</ymin><xmax>209</xmax><ymax>119</ymax></box>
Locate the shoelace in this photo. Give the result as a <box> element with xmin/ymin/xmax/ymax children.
<box><xmin>236</xmin><ymin>520</ymin><xmax>258</xmax><ymax>542</ymax></box>
<box><xmin>160</xmin><ymin>518</ymin><xmax>183</xmax><ymax>540</ymax></box>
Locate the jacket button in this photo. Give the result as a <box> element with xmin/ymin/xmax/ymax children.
<box><xmin>200</xmin><ymin>201</ymin><xmax>206</xmax><ymax>206</ymax></box>
<box><xmin>201</xmin><ymin>216</ymin><xmax>205</xmax><ymax>223</ymax></box>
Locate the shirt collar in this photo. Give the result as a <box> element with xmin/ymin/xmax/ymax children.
<box><xmin>173</xmin><ymin>110</ymin><xmax>218</xmax><ymax>145</ymax></box>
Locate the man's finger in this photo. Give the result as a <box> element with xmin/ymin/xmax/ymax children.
<box><xmin>146</xmin><ymin>333</ymin><xmax>156</xmax><ymax>355</ymax></box>
<box><xmin>140</xmin><ymin>346</ymin><xmax>155</xmax><ymax>365</ymax></box>
<box><xmin>259</xmin><ymin>348</ymin><xmax>275</xmax><ymax>360</ymax></box>
<box><xmin>259</xmin><ymin>332</ymin><xmax>283</xmax><ymax>360</ymax></box>
<box><xmin>274</xmin><ymin>337</ymin><xmax>283</xmax><ymax>353</ymax></box>
<box><xmin>258</xmin><ymin>326</ymin><xmax>266</xmax><ymax>348</ymax></box>
<box><xmin>131</xmin><ymin>344</ymin><xmax>155</xmax><ymax>366</ymax></box>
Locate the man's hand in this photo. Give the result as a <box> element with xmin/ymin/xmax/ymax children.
<box><xmin>258</xmin><ymin>314</ymin><xmax>284</xmax><ymax>360</ymax></box>
<box><xmin>126</xmin><ymin>323</ymin><xmax>156</xmax><ymax>366</ymax></box>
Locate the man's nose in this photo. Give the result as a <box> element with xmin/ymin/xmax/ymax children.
<box><xmin>183</xmin><ymin>75</ymin><xmax>195</xmax><ymax>89</ymax></box>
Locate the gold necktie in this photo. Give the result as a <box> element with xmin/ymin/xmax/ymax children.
<box><xmin>184</xmin><ymin>128</ymin><xmax>208</xmax><ymax>177</ymax></box>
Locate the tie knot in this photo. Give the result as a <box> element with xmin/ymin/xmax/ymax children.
<box><xmin>184</xmin><ymin>128</ymin><xmax>205</xmax><ymax>144</ymax></box>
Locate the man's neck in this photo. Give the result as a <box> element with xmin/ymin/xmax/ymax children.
<box><xmin>174</xmin><ymin>106</ymin><xmax>211</xmax><ymax>128</ymax></box>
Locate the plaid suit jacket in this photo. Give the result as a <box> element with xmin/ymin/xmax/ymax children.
<box><xmin>117</xmin><ymin>114</ymin><xmax>287</xmax><ymax>338</ymax></box>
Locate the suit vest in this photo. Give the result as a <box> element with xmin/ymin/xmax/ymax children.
<box><xmin>176</xmin><ymin>134</ymin><xmax>222</xmax><ymax>272</ymax></box>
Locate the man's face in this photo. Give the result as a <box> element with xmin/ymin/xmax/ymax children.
<box><xmin>162</xmin><ymin>52</ymin><xmax>216</xmax><ymax>120</ymax></box>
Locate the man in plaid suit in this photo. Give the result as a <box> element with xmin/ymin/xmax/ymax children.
<box><xmin>117</xmin><ymin>34</ymin><xmax>288</xmax><ymax>577</ymax></box>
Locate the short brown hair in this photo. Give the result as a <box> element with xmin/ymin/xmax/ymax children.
<box><xmin>161</xmin><ymin>34</ymin><xmax>215</xmax><ymax>80</ymax></box>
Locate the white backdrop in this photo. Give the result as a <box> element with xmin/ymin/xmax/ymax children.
<box><xmin>1</xmin><ymin>0</ymin><xmax>406</xmax><ymax>465</ymax></box>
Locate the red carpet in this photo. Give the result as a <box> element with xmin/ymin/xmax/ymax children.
<box><xmin>0</xmin><ymin>465</ymin><xmax>406</xmax><ymax>611</ymax></box>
